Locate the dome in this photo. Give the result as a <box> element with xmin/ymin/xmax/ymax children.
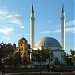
<box><xmin>35</xmin><ymin>37</ymin><xmax>61</xmax><ymax>47</ymax></box>
<box><xmin>19</xmin><ymin>37</ymin><xmax>27</xmax><ymax>41</ymax></box>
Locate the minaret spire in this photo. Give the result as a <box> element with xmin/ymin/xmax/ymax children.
<box><xmin>61</xmin><ymin>4</ymin><xmax>66</xmax><ymax>50</ymax></box>
<box><xmin>30</xmin><ymin>4</ymin><xmax>35</xmax><ymax>61</ymax></box>
<box><xmin>32</xmin><ymin>3</ymin><xmax>34</xmax><ymax>13</ymax></box>
<box><xmin>62</xmin><ymin>4</ymin><xmax>64</xmax><ymax>12</ymax></box>
<box><xmin>61</xmin><ymin>4</ymin><xmax>65</xmax><ymax>17</ymax></box>
<box><xmin>30</xmin><ymin>4</ymin><xmax>35</xmax><ymax>48</ymax></box>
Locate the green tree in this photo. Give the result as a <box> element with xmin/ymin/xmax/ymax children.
<box><xmin>0</xmin><ymin>43</ymin><xmax>14</xmax><ymax>58</ymax></box>
<box><xmin>13</xmin><ymin>51</ymin><xmax>22</xmax><ymax>66</ymax></box>
<box><xmin>5</xmin><ymin>52</ymin><xmax>14</xmax><ymax>65</ymax></box>
<box><xmin>22</xmin><ymin>53</ymin><xmax>28</xmax><ymax>65</ymax></box>
<box><xmin>64</xmin><ymin>53</ymin><xmax>73</xmax><ymax>66</ymax></box>
<box><xmin>32</xmin><ymin>48</ymin><xmax>51</xmax><ymax>64</ymax></box>
<box><xmin>70</xmin><ymin>49</ymin><xmax>75</xmax><ymax>65</ymax></box>
<box><xmin>70</xmin><ymin>49</ymin><xmax>75</xmax><ymax>57</ymax></box>
<box><xmin>54</xmin><ymin>57</ymin><xmax>60</xmax><ymax>65</ymax></box>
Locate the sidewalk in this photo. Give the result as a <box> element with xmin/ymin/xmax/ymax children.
<box><xmin>0</xmin><ymin>71</ymin><xmax>12</xmax><ymax>75</ymax></box>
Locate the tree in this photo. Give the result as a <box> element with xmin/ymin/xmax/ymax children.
<box><xmin>64</xmin><ymin>53</ymin><xmax>73</xmax><ymax>66</ymax></box>
<box><xmin>70</xmin><ymin>49</ymin><xmax>75</xmax><ymax>57</ymax></box>
<box><xmin>70</xmin><ymin>49</ymin><xmax>75</xmax><ymax>66</ymax></box>
<box><xmin>0</xmin><ymin>42</ymin><xmax>14</xmax><ymax>67</ymax></box>
<box><xmin>5</xmin><ymin>52</ymin><xmax>14</xmax><ymax>65</ymax></box>
<box><xmin>54</xmin><ymin>57</ymin><xmax>60</xmax><ymax>65</ymax></box>
<box><xmin>32</xmin><ymin>48</ymin><xmax>51</xmax><ymax>64</ymax></box>
<box><xmin>22</xmin><ymin>53</ymin><xmax>28</xmax><ymax>65</ymax></box>
<box><xmin>13</xmin><ymin>51</ymin><xmax>22</xmax><ymax>66</ymax></box>
<box><xmin>0</xmin><ymin>43</ymin><xmax>15</xmax><ymax>58</ymax></box>
<box><xmin>5</xmin><ymin>50</ymin><xmax>22</xmax><ymax>66</ymax></box>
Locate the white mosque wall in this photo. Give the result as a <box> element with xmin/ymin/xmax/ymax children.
<box><xmin>52</xmin><ymin>50</ymin><xmax>65</xmax><ymax>64</ymax></box>
<box><xmin>50</xmin><ymin>47</ymin><xmax>62</xmax><ymax>50</ymax></box>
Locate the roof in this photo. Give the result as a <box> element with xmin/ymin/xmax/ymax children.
<box><xmin>35</xmin><ymin>37</ymin><xmax>61</xmax><ymax>47</ymax></box>
<box><xmin>19</xmin><ymin>37</ymin><xmax>27</xmax><ymax>41</ymax></box>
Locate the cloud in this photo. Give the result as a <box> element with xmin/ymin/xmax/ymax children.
<box><xmin>39</xmin><ymin>29</ymin><xmax>61</xmax><ymax>34</ymax></box>
<box><xmin>0</xmin><ymin>9</ymin><xmax>8</xmax><ymax>19</ymax></box>
<box><xmin>54</xmin><ymin>20</ymin><xmax>75</xmax><ymax>33</ymax></box>
<box><xmin>54</xmin><ymin>27</ymin><xmax>75</xmax><ymax>33</ymax></box>
<box><xmin>0</xmin><ymin>9</ymin><xmax>24</xmax><ymax>28</ymax></box>
<box><xmin>0</xmin><ymin>8</ymin><xmax>25</xmax><ymax>42</ymax></box>
<box><xmin>38</xmin><ymin>19</ymin><xmax>75</xmax><ymax>34</ymax></box>
<box><xmin>0</xmin><ymin>27</ymin><xmax>14</xmax><ymax>34</ymax></box>
<box><xmin>54</xmin><ymin>29</ymin><xmax>61</xmax><ymax>33</ymax></box>
<box><xmin>39</xmin><ymin>27</ymin><xmax>75</xmax><ymax>34</ymax></box>
<box><xmin>48</xmin><ymin>21</ymin><xmax>52</xmax><ymax>23</ymax></box>
<box><xmin>3</xmin><ymin>34</ymin><xmax>11</xmax><ymax>41</ymax></box>
<box><xmin>7</xmin><ymin>14</ymin><xmax>24</xmax><ymax>26</ymax></box>
<box><xmin>39</xmin><ymin>31</ymin><xmax>52</xmax><ymax>34</ymax></box>
<box><xmin>66</xmin><ymin>27</ymin><xmax>75</xmax><ymax>33</ymax></box>
<box><xmin>24</xmin><ymin>33</ymin><xmax>29</xmax><ymax>36</ymax></box>
<box><xmin>21</xmin><ymin>25</ymin><xmax>24</xmax><ymax>28</ymax></box>
<box><xmin>66</xmin><ymin>20</ymin><xmax>75</xmax><ymax>27</ymax></box>
<box><xmin>0</xmin><ymin>27</ymin><xmax>14</xmax><ymax>41</ymax></box>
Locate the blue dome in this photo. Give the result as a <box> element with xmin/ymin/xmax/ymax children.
<box><xmin>35</xmin><ymin>37</ymin><xmax>61</xmax><ymax>47</ymax></box>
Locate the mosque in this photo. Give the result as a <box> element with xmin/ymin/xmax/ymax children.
<box><xmin>18</xmin><ymin>4</ymin><xmax>66</xmax><ymax>65</ymax></box>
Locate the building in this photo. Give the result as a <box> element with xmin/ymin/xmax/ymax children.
<box><xmin>17</xmin><ymin>4</ymin><xmax>66</xmax><ymax>65</ymax></box>
<box><xmin>30</xmin><ymin>4</ymin><xmax>35</xmax><ymax>48</ymax></box>
<box><xmin>30</xmin><ymin>4</ymin><xmax>66</xmax><ymax>65</ymax></box>
<box><xmin>33</xmin><ymin>37</ymin><xmax>65</xmax><ymax>65</ymax></box>
<box><xmin>18</xmin><ymin>37</ymin><xmax>29</xmax><ymax>62</ymax></box>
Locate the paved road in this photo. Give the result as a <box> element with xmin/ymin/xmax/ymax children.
<box><xmin>0</xmin><ymin>71</ymin><xmax>13</xmax><ymax>75</ymax></box>
<box><xmin>0</xmin><ymin>71</ymin><xmax>75</xmax><ymax>75</ymax></box>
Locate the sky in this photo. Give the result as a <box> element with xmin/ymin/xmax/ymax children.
<box><xmin>0</xmin><ymin>0</ymin><xmax>74</xmax><ymax>54</ymax></box>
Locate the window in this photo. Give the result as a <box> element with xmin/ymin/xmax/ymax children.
<box><xmin>21</xmin><ymin>44</ymin><xmax>22</xmax><ymax>46</ymax></box>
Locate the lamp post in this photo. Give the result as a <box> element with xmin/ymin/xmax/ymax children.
<box><xmin>1</xmin><ymin>58</ymin><xmax>5</xmax><ymax>75</ymax></box>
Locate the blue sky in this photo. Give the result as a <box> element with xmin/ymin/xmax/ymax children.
<box><xmin>0</xmin><ymin>0</ymin><xmax>74</xmax><ymax>54</ymax></box>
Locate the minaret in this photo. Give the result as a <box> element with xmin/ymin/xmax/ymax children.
<box><xmin>61</xmin><ymin>5</ymin><xmax>66</xmax><ymax>50</ymax></box>
<box><xmin>30</xmin><ymin>4</ymin><xmax>35</xmax><ymax>48</ymax></box>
